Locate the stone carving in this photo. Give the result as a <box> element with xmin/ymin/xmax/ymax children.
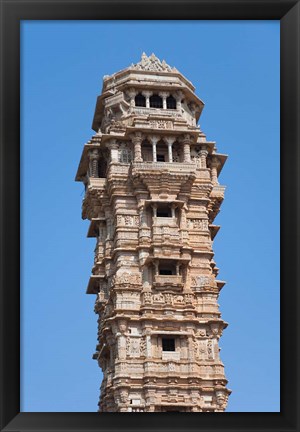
<box><xmin>131</xmin><ymin>52</ymin><xmax>177</xmax><ymax>72</ymax></box>
<box><xmin>117</xmin><ymin>231</ymin><xmax>137</xmax><ymax>240</ymax></box>
<box><xmin>126</xmin><ymin>337</ymin><xmax>140</xmax><ymax>357</ymax></box>
<box><xmin>114</xmin><ymin>272</ymin><xmax>142</xmax><ymax>285</ymax></box>
<box><xmin>187</xmin><ymin>219</ymin><xmax>209</xmax><ymax>230</ymax></box>
<box><xmin>143</xmin><ymin>292</ymin><xmax>152</xmax><ymax>304</ymax></box>
<box><xmin>174</xmin><ymin>295</ymin><xmax>184</xmax><ymax>303</ymax></box>
<box><xmin>140</xmin><ymin>337</ymin><xmax>146</xmax><ymax>356</ymax></box>
<box><xmin>191</xmin><ymin>275</ymin><xmax>212</xmax><ymax>288</ymax></box>
<box><xmin>216</xmin><ymin>391</ymin><xmax>228</xmax><ymax>409</ymax></box>
<box><xmin>120</xmin><ymin>389</ymin><xmax>129</xmax><ymax>404</ymax></box>
<box><xmin>207</xmin><ymin>339</ymin><xmax>214</xmax><ymax>360</ymax></box>
<box><xmin>118</xmin><ymin>145</ymin><xmax>133</xmax><ymax>164</ymax></box>
<box><xmin>199</xmin><ymin>341</ymin><xmax>207</xmax><ymax>360</ymax></box>
<box><xmin>149</xmin><ymin>120</ymin><xmax>173</xmax><ymax>129</ymax></box>
<box><xmin>117</xmin><ymin>215</ymin><xmax>140</xmax><ymax>227</ymax></box>
<box><xmin>197</xmin><ymin>328</ymin><xmax>207</xmax><ymax>337</ymax></box>
<box><xmin>164</xmin><ymin>293</ymin><xmax>173</xmax><ymax>304</ymax></box>
<box><xmin>142</xmin><ymin>292</ymin><xmax>195</xmax><ymax>307</ymax></box>
<box><xmin>193</xmin><ymin>339</ymin><xmax>199</xmax><ymax>356</ymax></box>
<box><xmin>185</xmin><ymin>294</ymin><xmax>193</xmax><ymax>304</ymax></box>
<box><xmin>168</xmin><ymin>362</ymin><xmax>176</xmax><ymax>372</ymax></box>
<box><xmin>152</xmin><ymin>292</ymin><xmax>165</xmax><ymax>303</ymax></box>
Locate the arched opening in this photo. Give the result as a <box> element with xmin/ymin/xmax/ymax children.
<box><xmin>98</xmin><ymin>152</ymin><xmax>108</xmax><ymax>177</ymax></box>
<box><xmin>150</xmin><ymin>94</ymin><xmax>163</xmax><ymax>108</ymax></box>
<box><xmin>171</xmin><ymin>141</ymin><xmax>182</xmax><ymax>162</ymax></box>
<box><xmin>135</xmin><ymin>93</ymin><xmax>146</xmax><ymax>107</ymax></box>
<box><xmin>166</xmin><ymin>95</ymin><xmax>177</xmax><ymax>109</ymax></box>
<box><xmin>141</xmin><ymin>139</ymin><xmax>152</xmax><ymax>162</ymax></box>
<box><xmin>156</xmin><ymin>139</ymin><xmax>167</xmax><ymax>162</ymax></box>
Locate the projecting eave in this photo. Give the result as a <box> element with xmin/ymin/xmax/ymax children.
<box><xmin>144</xmin><ymin>199</ymin><xmax>185</xmax><ymax>208</ymax></box>
<box><xmin>209</xmin><ymin>224</ymin><xmax>220</xmax><ymax>240</ymax></box>
<box><xmin>216</xmin><ymin>154</ymin><xmax>228</xmax><ymax>175</ymax></box>
<box><xmin>87</xmin><ymin>218</ymin><xmax>106</xmax><ymax>238</ymax></box>
<box><xmin>102</xmin><ymin>66</ymin><xmax>196</xmax><ymax>93</ymax></box>
<box><xmin>124</xmin><ymin>127</ymin><xmax>200</xmax><ymax>140</ymax></box>
<box><xmin>86</xmin><ymin>275</ymin><xmax>104</xmax><ymax>294</ymax></box>
<box><xmin>216</xmin><ymin>280</ymin><xmax>226</xmax><ymax>291</ymax></box>
<box><xmin>75</xmin><ymin>140</ymin><xmax>102</xmax><ymax>182</ymax></box>
<box><xmin>92</xmin><ymin>90</ymin><xmax>115</xmax><ymax>132</ymax></box>
<box><xmin>209</xmin><ymin>153</ymin><xmax>228</xmax><ymax>175</ymax></box>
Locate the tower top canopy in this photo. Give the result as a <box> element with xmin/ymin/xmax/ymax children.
<box><xmin>102</xmin><ymin>52</ymin><xmax>196</xmax><ymax>93</ymax></box>
<box><xmin>130</xmin><ymin>52</ymin><xmax>178</xmax><ymax>73</ymax></box>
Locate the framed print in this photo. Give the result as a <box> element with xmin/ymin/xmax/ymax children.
<box><xmin>0</xmin><ymin>1</ymin><xmax>299</xmax><ymax>431</ymax></box>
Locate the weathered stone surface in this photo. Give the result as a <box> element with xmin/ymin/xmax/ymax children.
<box><xmin>76</xmin><ymin>53</ymin><xmax>230</xmax><ymax>412</ymax></box>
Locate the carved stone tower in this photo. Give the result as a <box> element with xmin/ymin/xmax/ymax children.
<box><xmin>76</xmin><ymin>53</ymin><xmax>231</xmax><ymax>412</ymax></box>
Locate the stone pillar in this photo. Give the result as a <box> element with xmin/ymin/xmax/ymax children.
<box><xmin>142</xmin><ymin>91</ymin><xmax>152</xmax><ymax>108</ymax></box>
<box><xmin>132</xmin><ymin>132</ymin><xmax>143</xmax><ymax>162</ymax></box>
<box><xmin>171</xmin><ymin>204</ymin><xmax>176</xmax><ymax>218</ymax></box>
<box><xmin>182</xmin><ymin>134</ymin><xmax>192</xmax><ymax>163</ymax></box>
<box><xmin>153</xmin><ymin>142</ymin><xmax>157</xmax><ymax>162</ymax></box>
<box><xmin>117</xmin><ymin>334</ymin><xmax>127</xmax><ymax>360</ymax></box>
<box><xmin>165</xmin><ymin>136</ymin><xmax>174</xmax><ymax>163</ymax></box>
<box><xmin>180</xmin><ymin>336</ymin><xmax>188</xmax><ymax>359</ymax></box>
<box><xmin>152</xmin><ymin>203</ymin><xmax>157</xmax><ymax>217</ymax></box>
<box><xmin>180</xmin><ymin>206</ymin><xmax>187</xmax><ymax>228</ymax></box>
<box><xmin>106</xmin><ymin>219</ymin><xmax>111</xmax><ymax>240</ymax></box>
<box><xmin>117</xmin><ymin>320</ymin><xmax>127</xmax><ymax>360</ymax></box>
<box><xmin>211</xmin><ymin>156</ymin><xmax>220</xmax><ymax>184</ymax></box>
<box><xmin>145</xmin><ymin>328</ymin><xmax>152</xmax><ymax>357</ymax></box>
<box><xmin>149</xmin><ymin>135</ymin><xmax>159</xmax><ymax>162</ymax></box>
<box><xmin>127</xmin><ymin>88</ymin><xmax>137</xmax><ymax>108</ymax></box>
<box><xmin>200</xmin><ymin>145</ymin><xmax>208</xmax><ymax>168</ymax></box>
<box><xmin>188</xmin><ymin>335</ymin><xmax>194</xmax><ymax>361</ymax></box>
<box><xmin>109</xmin><ymin>139</ymin><xmax>119</xmax><ymax>162</ymax></box>
<box><xmin>154</xmin><ymin>260</ymin><xmax>159</xmax><ymax>275</ymax></box>
<box><xmin>104</xmin><ymin>208</ymin><xmax>112</xmax><ymax>240</ymax></box>
<box><xmin>159</xmin><ymin>91</ymin><xmax>169</xmax><ymax>110</ymax></box>
<box><xmin>89</xmin><ymin>149</ymin><xmax>99</xmax><ymax>178</ymax></box>
<box><xmin>175</xmin><ymin>90</ymin><xmax>183</xmax><ymax>111</ymax></box>
<box><xmin>139</xmin><ymin>203</ymin><xmax>147</xmax><ymax>227</ymax></box>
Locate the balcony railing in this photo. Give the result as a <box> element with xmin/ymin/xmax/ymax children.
<box><xmin>154</xmin><ymin>217</ymin><xmax>177</xmax><ymax>226</ymax></box>
<box><xmin>131</xmin><ymin>106</ymin><xmax>181</xmax><ymax>118</ymax></box>
<box><xmin>154</xmin><ymin>275</ymin><xmax>183</xmax><ymax>286</ymax></box>
<box><xmin>210</xmin><ymin>184</ymin><xmax>226</xmax><ymax>197</ymax></box>
<box><xmin>132</xmin><ymin>161</ymin><xmax>197</xmax><ymax>174</ymax></box>
<box><xmin>87</xmin><ymin>177</ymin><xmax>106</xmax><ymax>189</ymax></box>
<box><xmin>162</xmin><ymin>351</ymin><xmax>180</xmax><ymax>361</ymax></box>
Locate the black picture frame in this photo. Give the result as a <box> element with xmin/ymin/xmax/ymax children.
<box><xmin>0</xmin><ymin>1</ymin><xmax>299</xmax><ymax>431</ymax></box>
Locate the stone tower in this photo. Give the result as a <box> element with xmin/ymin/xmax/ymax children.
<box><xmin>75</xmin><ymin>53</ymin><xmax>231</xmax><ymax>412</ymax></box>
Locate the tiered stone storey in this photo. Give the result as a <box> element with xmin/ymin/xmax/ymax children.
<box><xmin>76</xmin><ymin>53</ymin><xmax>231</xmax><ymax>412</ymax></box>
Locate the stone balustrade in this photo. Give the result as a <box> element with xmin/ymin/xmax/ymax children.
<box><xmin>162</xmin><ymin>351</ymin><xmax>180</xmax><ymax>361</ymax></box>
<box><xmin>104</xmin><ymin>92</ymin><xmax>125</xmax><ymax>107</ymax></box>
<box><xmin>154</xmin><ymin>275</ymin><xmax>183</xmax><ymax>286</ymax></box>
<box><xmin>210</xmin><ymin>185</ymin><xmax>226</xmax><ymax>198</ymax></box>
<box><xmin>132</xmin><ymin>106</ymin><xmax>181</xmax><ymax>118</ymax></box>
<box><xmin>132</xmin><ymin>161</ymin><xmax>196</xmax><ymax>174</ymax></box>
<box><xmin>154</xmin><ymin>217</ymin><xmax>177</xmax><ymax>226</ymax></box>
<box><xmin>87</xmin><ymin>177</ymin><xmax>106</xmax><ymax>189</ymax></box>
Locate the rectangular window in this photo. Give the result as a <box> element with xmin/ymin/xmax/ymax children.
<box><xmin>157</xmin><ymin>210</ymin><xmax>171</xmax><ymax>217</ymax></box>
<box><xmin>159</xmin><ymin>269</ymin><xmax>173</xmax><ymax>276</ymax></box>
<box><xmin>162</xmin><ymin>338</ymin><xmax>175</xmax><ymax>351</ymax></box>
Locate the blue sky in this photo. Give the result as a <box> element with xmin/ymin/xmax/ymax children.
<box><xmin>21</xmin><ymin>21</ymin><xmax>280</xmax><ymax>412</ymax></box>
